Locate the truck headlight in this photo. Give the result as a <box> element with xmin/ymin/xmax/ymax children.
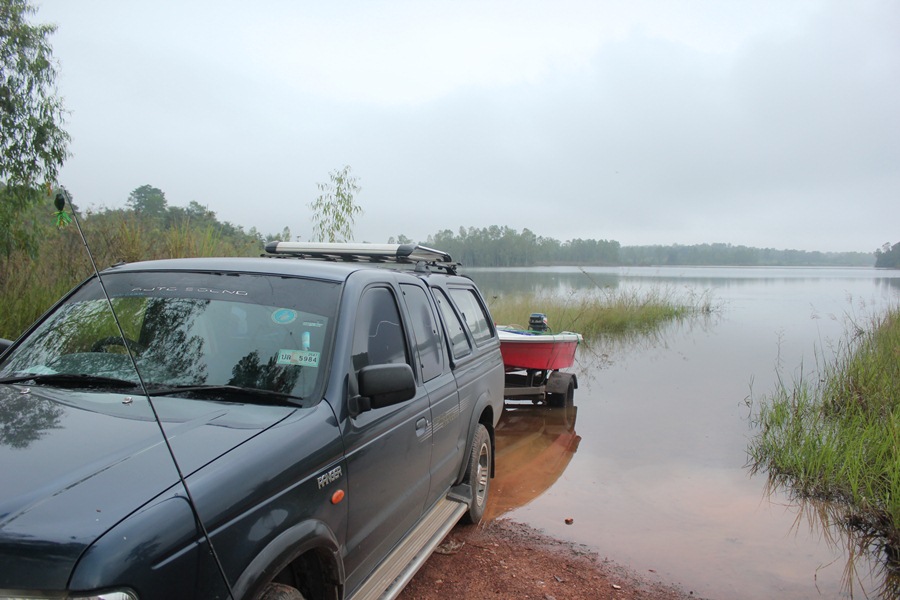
<box><xmin>71</xmin><ymin>593</ymin><xmax>137</xmax><ymax>600</ymax></box>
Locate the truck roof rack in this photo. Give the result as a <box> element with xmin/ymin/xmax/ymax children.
<box><xmin>264</xmin><ymin>242</ymin><xmax>459</xmax><ymax>274</ymax></box>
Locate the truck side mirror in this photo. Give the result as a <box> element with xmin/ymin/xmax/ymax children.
<box><xmin>352</xmin><ymin>363</ymin><xmax>416</xmax><ymax>415</ymax></box>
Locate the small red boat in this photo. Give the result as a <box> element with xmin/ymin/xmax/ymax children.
<box><xmin>498</xmin><ymin>314</ymin><xmax>582</xmax><ymax>407</ymax></box>
<box><xmin>497</xmin><ymin>327</ymin><xmax>583</xmax><ymax>372</ymax></box>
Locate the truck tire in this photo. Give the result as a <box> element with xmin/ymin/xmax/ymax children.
<box><xmin>259</xmin><ymin>583</ymin><xmax>306</xmax><ymax>600</ymax></box>
<box><xmin>461</xmin><ymin>424</ymin><xmax>491</xmax><ymax>524</ymax></box>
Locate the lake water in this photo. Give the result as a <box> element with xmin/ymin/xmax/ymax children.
<box><xmin>465</xmin><ymin>266</ymin><xmax>900</xmax><ymax>599</ymax></box>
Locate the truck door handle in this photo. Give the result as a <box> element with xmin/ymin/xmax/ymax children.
<box><xmin>416</xmin><ymin>418</ymin><xmax>428</xmax><ymax>435</ymax></box>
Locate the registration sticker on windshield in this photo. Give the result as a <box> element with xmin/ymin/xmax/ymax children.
<box><xmin>272</xmin><ymin>309</ymin><xmax>298</xmax><ymax>325</ymax></box>
<box><xmin>277</xmin><ymin>349</ymin><xmax>320</xmax><ymax>367</ymax></box>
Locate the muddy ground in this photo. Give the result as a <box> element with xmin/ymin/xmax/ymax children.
<box><xmin>399</xmin><ymin>519</ymin><xmax>702</xmax><ymax>600</ymax></box>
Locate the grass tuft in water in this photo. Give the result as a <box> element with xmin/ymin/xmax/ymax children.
<box><xmin>749</xmin><ymin>307</ymin><xmax>900</xmax><ymax>595</ymax></box>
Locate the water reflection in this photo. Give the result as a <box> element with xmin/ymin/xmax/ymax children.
<box><xmin>465</xmin><ymin>267</ymin><xmax>621</xmax><ymax>299</ymax></box>
<box><xmin>229</xmin><ymin>350</ymin><xmax>301</xmax><ymax>393</ymax></box>
<box><xmin>575</xmin><ymin>307</ymin><xmax>723</xmax><ymax>370</ymax></box>
<box><xmin>486</xmin><ymin>402</ymin><xmax>580</xmax><ymax>521</ymax></box>
<box><xmin>0</xmin><ymin>389</ymin><xmax>64</xmax><ymax>449</ymax></box>
<box><xmin>136</xmin><ymin>298</ymin><xmax>209</xmax><ymax>385</ymax></box>
<box><xmin>763</xmin><ymin>480</ymin><xmax>899</xmax><ymax>599</ymax></box>
<box><xmin>881</xmin><ymin>277</ymin><xmax>900</xmax><ymax>292</ymax></box>
<box><xmin>468</xmin><ymin>266</ymin><xmax>900</xmax><ymax>301</ymax></box>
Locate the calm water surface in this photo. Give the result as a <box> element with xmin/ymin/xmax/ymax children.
<box><xmin>466</xmin><ymin>266</ymin><xmax>900</xmax><ymax>600</ymax></box>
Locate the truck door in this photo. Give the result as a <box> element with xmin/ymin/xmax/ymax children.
<box><xmin>432</xmin><ymin>284</ymin><xmax>504</xmax><ymax>468</ymax></box>
<box><xmin>400</xmin><ymin>283</ymin><xmax>462</xmax><ymax>508</ymax></box>
<box><xmin>341</xmin><ymin>285</ymin><xmax>433</xmax><ymax>593</ymax></box>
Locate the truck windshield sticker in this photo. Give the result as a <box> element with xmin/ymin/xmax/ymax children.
<box><xmin>277</xmin><ymin>349</ymin><xmax>320</xmax><ymax>367</ymax></box>
<box><xmin>272</xmin><ymin>309</ymin><xmax>297</xmax><ymax>324</ymax></box>
<box><xmin>129</xmin><ymin>286</ymin><xmax>249</xmax><ymax>296</ymax></box>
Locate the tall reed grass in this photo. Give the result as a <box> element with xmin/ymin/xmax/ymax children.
<box><xmin>0</xmin><ymin>214</ymin><xmax>261</xmax><ymax>340</ymax></box>
<box><xmin>487</xmin><ymin>286</ymin><xmax>716</xmax><ymax>340</ymax></box>
<box><xmin>749</xmin><ymin>307</ymin><xmax>900</xmax><ymax>593</ymax></box>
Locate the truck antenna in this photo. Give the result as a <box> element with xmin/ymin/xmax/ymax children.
<box><xmin>54</xmin><ymin>188</ymin><xmax>236</xmax><ymax>599</ymax></box>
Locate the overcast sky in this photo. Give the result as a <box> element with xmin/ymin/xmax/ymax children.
<box><xmin>36</xmin><ymin>0</ymin><xmax>899</xmax><ymax>252</ymax></box>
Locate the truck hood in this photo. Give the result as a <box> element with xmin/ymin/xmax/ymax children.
<box><xmin>0</xmin><ymin>384</ymin><xmax>297</xmax><ymax>590</ymax></box>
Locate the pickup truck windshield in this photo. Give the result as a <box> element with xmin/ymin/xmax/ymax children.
<box><xmin>0</xmin><ymin>271</ymin><xmax>340</xmax><ymax>403</ymax></box>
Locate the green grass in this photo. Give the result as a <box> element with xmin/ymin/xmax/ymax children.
<box><xmin>487</xmin><ymin>286</ymin><xmax>716</xmax><ymax>340</ymax></box>
<box><xmin>0</xmin><ymin>215</ymin><xmax>261</xmax><ymax>340</ymax></box>
<box><xmin>749</xmin><ymin>308</ymin><xmax>900</xmax><ymax>591</ymax></box>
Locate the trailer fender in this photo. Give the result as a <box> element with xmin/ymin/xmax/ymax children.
<box><xmin>546</xmin><ymin>371</ymin><xmax>577</xmax><ymax>395</ymax></box>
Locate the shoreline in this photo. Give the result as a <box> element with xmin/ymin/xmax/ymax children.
<box><xmin>399</xmin><ymin>519</ymin><xmax>701</xmax><ymax>600</ymax></box>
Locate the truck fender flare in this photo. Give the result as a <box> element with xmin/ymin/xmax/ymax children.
<box><xmin>233</xmin><ymin>519</ymin><xmax>344</xmax><ymax>600</ymax></box>
<box><xmin>455</xmin><ymin>390</ymin><xmax>497</xmax><ymax>484</ymax></box>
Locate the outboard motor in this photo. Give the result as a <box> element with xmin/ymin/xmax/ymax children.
<box><xmin>528</xmin><ymin>313</ymin><xmax>549</xmax><ymax>332</ymax></box>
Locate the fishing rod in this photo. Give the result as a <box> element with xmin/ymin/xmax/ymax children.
<box><xmin>53</xmin><ymin>188</ymin><xmax>237</xmax><ymax>599</ymax></box>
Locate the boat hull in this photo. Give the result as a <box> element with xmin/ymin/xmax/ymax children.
<box><xmin>497</xmin><ymin>329</ymin><xmax>582</xmax><ymax>371</ymax></box>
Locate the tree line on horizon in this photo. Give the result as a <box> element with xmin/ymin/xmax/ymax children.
<box><xmin>1</xmin><ymin>182</ymin><xmax>879</xmax><ymax>273</ymax></box>
<box><xmin>411</xmin><ymin>226</ymin><xmax>874</xmax><ymax>268</ymax></box>
<box><xmin>30</xmin><ymin>188</ymin><xmax>881</xmax><ymax>270</ymax></box>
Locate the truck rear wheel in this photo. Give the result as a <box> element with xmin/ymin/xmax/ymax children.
<box><xmin>461</xmin><ymin>424</ymin><xmax>491</xmax><ymax>524</ymax></box>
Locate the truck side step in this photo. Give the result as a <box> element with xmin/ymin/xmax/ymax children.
<box><xmin>349</xmin><ymin>497</ymin><xmax>467</xmax><ymax>600</ymax></box>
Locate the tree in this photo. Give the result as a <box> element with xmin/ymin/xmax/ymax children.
<box><xmin>126</xmin><ymin>184</ymin><xmax>167</xmax><ymax>219</ymax></box>
<box><xmin>875</xmin><ymin>242</ymin><xmax>900</xmax><ymax>269</ymax></box>
<box><xmin>308</xmin><ymin>165</ymin><xmax>362</xmax><ymax>242</ymax></box>
<box><xmin>266</xmin><ymin>226</ymin><xmax>292</xmax><ymax>242</ymax></box>
<box><xmin>0</xmin><ymin>0</ymin><xmax>70</xmax><ymax>257</ymax></box>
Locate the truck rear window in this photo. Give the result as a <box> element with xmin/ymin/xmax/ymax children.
<box><xmin>448</xmin><ymin>287</ymin><xmax>494</xmax><ymax>345</ymax></box>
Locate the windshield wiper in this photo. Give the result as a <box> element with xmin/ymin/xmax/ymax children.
<box><xmin>0</xmin><ymin>373</ymin><xmax>142</xmax><ymax>389</ymax></box>
<box><xmin>0</xmin><ymin>374</ymin><xmax>304</xmax><ymax>405</ymax></box>
<box><xmin>146</xmin><ymin>384</ymin><xmax>303</xmax><ymax>405</ymax></box>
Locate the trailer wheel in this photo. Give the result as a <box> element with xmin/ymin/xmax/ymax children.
<box><xmin>547</xmin><ymin>378</ymin><xmax>575</xmax><ymax>408</ymax></box>
<box><xmin>461</xmin><ymin>424</ymin><xmax>491</xmax><ymax>525</ymax></box>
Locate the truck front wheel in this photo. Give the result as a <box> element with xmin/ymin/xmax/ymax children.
<box><xmin>259</xmin><ymin>583</ymin><xmax>306</xmax><ymax>600</ymax></box>
<box><xmin>461</xmin><ymin>424</ymin><xmax>491</xmax><ymax>524</ymax></box>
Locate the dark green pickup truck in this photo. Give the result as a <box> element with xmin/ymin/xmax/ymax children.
<box><xmin>0</xmin><ymin>243</ymin><xmax>505</xmax><ymax>600</ymax></box>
